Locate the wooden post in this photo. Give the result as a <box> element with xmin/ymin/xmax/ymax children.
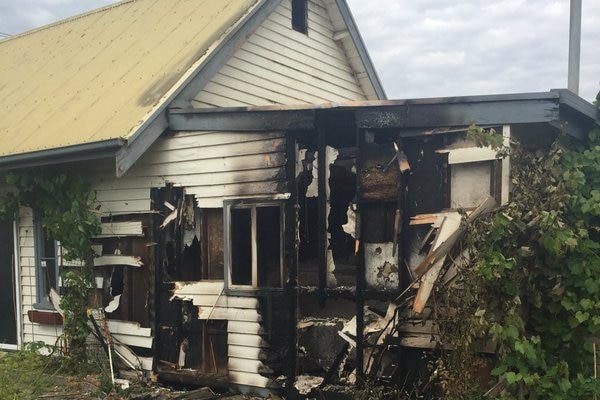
<box><xmin>285</xmin><ymin>131</ymin><xmax>299</xmax><ymax>393</ymax></box>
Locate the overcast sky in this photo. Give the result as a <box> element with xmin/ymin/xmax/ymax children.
<box><xmin>0</xmin><ymin>0</ymin><xmax>598</xmax><ymax>102</ymax></box>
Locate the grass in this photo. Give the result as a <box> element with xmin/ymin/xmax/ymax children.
<box><xmin>0</xmin><ymin>345</ymin><xmax>59</xmax><ymax>400</ymax></box>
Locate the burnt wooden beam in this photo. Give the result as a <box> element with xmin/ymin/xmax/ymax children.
<box><xmin>355</xmin><ymin>99</ymin><xmax>560</xmax><ymax>130</ymax></box>
<box><xmin>285</xmin><ymin>132</ymin><xmax>299</xmax><ymax>392</ymax></box>
<box><xmin>355</xmin><ymin>128</ymin><xmax>366</xmax><ymax>384</ymax></box>
<box><xmin>317</xmin><ymin>114</ymin><xmax>327</xmax><ymax>300</ymax></box>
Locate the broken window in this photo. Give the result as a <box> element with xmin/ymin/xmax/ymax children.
<box><xmin>33</xmin><ymin>215</ymin><xmax>59</xmax><ymax>309</ymax></box>
<box><xmin>292</xmin><ymin>0</ymin><xmax>308</xmax><ymax>34</ymax></box>
<box><xmin>225</xmin><ymin>200</ymin><xmax>284</xmax><ymax>290</ymax></box>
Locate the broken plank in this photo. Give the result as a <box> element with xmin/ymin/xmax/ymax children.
<box><xmin>169</xmin><ymin>293</ymin><xmax>258</xmax><ymax>309</ymax></box>
<box><xmin>413</xmin><ymin>215</ymin><xmax>460</xmax><ymax>313</ymax></box>
<box><xmin>106</xmin><ymin>320</ymin><xmax>152</xmax><ymax>337</ymax></box>
<box><xmin>112</xmin><ymin>342</ymin><xmax>153</xmax><ymax>370</ymax></box>
<box><xmin>409</xmin><ymin>214</ymin><xmax>439</xmax><ymax>225</ymax></box>
<box><xmin>94</xmin><ymin>255</ymin><xmax>143</xmax><ymax>267</ymax></box>
<box><xmin>112</xmin><ymin>333</ymin><xmax>153</xmax><ymax>349</ymax></box>
<box><xmin>413</xmin><ymin>196</ymin><xmax>496</xmax><ymax>277</ymax></box>
<box><xmin>171</xmin><ymin>281</ymin><xmax>224</xmax><ymax>295</ymax></box>
<box><xmin>94</xmin><ymin>221</ymin><xmax>144</xmax><ymax>238</ymax></box>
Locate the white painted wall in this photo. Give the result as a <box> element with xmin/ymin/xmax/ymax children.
<box><xmin>90</xmin><ymin>130</ymin><xmax>287</xmax><ymax>213</ymax></box>
<box><xmin>18</xmin><ymin>207</ymin><xmax>63</xmax><ymax>347</ymax></box>
<box><xmin>193</xmin><ymin>0</ymin><xmax>368</xmax><ymax>107</ymax></box>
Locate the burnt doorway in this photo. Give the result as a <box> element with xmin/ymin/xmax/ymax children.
<box><xmin>0</xmin><ymin>221</ymin><xmax>17</xmax><ymax>346</ymax></box>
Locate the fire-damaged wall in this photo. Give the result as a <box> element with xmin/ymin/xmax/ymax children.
<box><xmin>66</xmin><ymin>129</ymin><xmax>292</xmax><ymax>390</ymax></box>
<box><xmin>290</xmin><ymin>123</ymin><xmax>511</xmax><ymax>394</ymax></box>
<box><xmin>38</xmin><ymin>121</ymin><xmax>510</xmax><ymax>394</ymax></box>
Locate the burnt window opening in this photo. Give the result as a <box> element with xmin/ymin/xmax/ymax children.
<box><xmin>292</xmin><ymin>0</ymin><xmax>308</xmax><ymax>34</ymax></box>
<box><xmin>200</xmin><ymin>208</ymin><xmax>225</xmax><ymax>280</ymax></box>
<box><xmin>226</xmin><ymin>201</ymin><xmax>284</xmax><ymax>290</ymax></box>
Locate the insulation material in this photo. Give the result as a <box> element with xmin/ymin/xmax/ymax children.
<box><xmin>297</xmin><ymin>147</ymin><xmax>307</xmax><ymax>178</ymax></box>
<box><xmin>342</xmin><ymin>206</ymin><xmax>356</xmax><ymax>238</ymax></box>
<box><xmin>326</xmin><ymin>147</ymin><xmax>339</xmax><ymax>288</ymax></box>
<box><xmin>364</xmin><ymin>243</ymin><xmax>399</xmax><ymax>290</ymax></box>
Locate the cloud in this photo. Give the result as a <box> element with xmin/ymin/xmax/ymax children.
<box><xmin>347</xmin><ymin>0</ymin><xmax>600</xmax><ymax>102</ymax></box>
<box><xmin>0</xmin><ymin>0</ymin><xmax>598</xmax><ymax>102</ymax></box>
<box><xmin>0</xmin><ymin>0</ymin><xmax>115</xmax><ymax>35</ymax></box>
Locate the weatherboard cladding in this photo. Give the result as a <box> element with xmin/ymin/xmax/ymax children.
<box><xmin>18</xmin><ymin>207</ymin><xmax>64</xmax><ymax>346</ymax></box>
<box><xmin>91</xmin><ymin>130</ymin><xmax>287</xmax><ymax>214</ymax></box>
<box><xmin>0</xmin><ymin>0</ymin><xmax>259</xmax><ymax>157</ymax></box>
<box><xmin>193</xmin><ymin>0</ymin><xmax>368</xmax><ymax>108</ymax></box>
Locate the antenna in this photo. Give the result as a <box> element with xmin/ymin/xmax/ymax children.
<box><xmin>568</xmin><ymin>0</ymin><xmax>582</xmax><ymax>95</ymax></box>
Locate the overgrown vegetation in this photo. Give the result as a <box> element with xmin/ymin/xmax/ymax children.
<box><xmin>0</xmin><ymin>344</ymin><xmax>57</xmax><ymax>399</ymax></box>
<box><xmin>432</xmin><ymin>108</ymin><xmax>600</xmax><ymax>398</ymax></box>
<box><xmin>0</xmin><ymin>167</ymin><xmax>101</xmax><ymax>365</ymax></box>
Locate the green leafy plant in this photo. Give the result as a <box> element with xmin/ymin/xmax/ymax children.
<box><xmin>0</xmin><ymin>167</ymin><xmax>101</xmax><ymax>365</ymax></box>
<box><xmin>432</xmin><ymin>113</ymin><xmax>600</xmax><ymax>399</ymax></box>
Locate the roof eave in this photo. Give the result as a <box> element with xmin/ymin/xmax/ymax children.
<box><xmin>0</xmin><ymin>139</ymin><xmax>125</xmax><ymax>171</ymax></box>
<box><xmin>168</xmin><ymin>90</ymin><xmax>597</xmax><ymax>141</ymax></box>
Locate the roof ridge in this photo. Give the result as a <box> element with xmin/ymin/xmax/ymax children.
<box><xmin>0</xmin><ymin>0</ymin><xmax>136</xmax><ymax>44</ymax></box>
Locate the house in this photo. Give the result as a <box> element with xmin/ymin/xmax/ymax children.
<box><xmin>0</xmin><ymin>0</ymin><xmax>597</xmax><ymax>395</ymax></box>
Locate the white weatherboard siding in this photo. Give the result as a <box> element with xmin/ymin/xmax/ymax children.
<box><xmin>18</xmin><ymin>207</ymin><xmax>63</xmax><ymax>346</ymax></box>
<box><xmin>193</xmin><ymin>0</ymin><xmax>367</xmax><ymax>108</ymax></box>
<box><xmin>91</xmin><ymin>131</ymin><xmax>287</xmax><ymax>213</ymax></box>
<box><xmin>172</xmin><ymin>281</ymin><xmax>273</xmax><ymax>388</ymax></box>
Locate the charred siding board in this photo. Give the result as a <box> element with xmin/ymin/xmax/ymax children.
<box><xmin>172</xmin><ymin>281</ymin><xmax>273</xmax><ymax>388</ymax></box>
<box><xmin>192</xmin><ymin>0</ymin><xmax>366</xmax><ymax>108</ymax></box>
<box><xmin>89</xmin><ymin>131</ymin><xmax>287</xmax><ymax>213</ymax></box>
<box><xmin>18</xmin><ymin>207</ymin><xmax>63</xmax><ymax>346</ymax></box>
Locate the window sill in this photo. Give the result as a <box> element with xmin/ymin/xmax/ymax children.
<box><xmin>27</xmin><ymin>310</ymin><xmax>63</xmax><ymax>325</ymax></box>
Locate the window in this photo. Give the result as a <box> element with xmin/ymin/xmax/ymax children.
<box><xmin>292</xmin><ymin>0</ymin><xmax>308</xmax><ymax>34</ymax></box>
<box><xmin>225</xmin><ymin>200</ymin><xmax>284</xmax><ymax>290</ymax></box>
<box><xmin>33</xmin><ymin>216</ymin><xmax>59</xmax><ymax>309</ymax></box>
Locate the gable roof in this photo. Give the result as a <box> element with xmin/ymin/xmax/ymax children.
<box><xmin>0</xmin><ymin>0</ymin><xmax>260</xmax><ymax>162</ymax></box>
<box><xmin>0</xmin><ymin>0</ymin><xmax>385</xmax><ymax>175</ymax></box>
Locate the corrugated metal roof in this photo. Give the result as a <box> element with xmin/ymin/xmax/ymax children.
<box><xmin>0</xmin><ymin>0</ymin><xmax>259</xmax><ymax>157</ymax></box>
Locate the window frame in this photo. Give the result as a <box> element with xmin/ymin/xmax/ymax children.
<box><xmin>32</xmin><ymin>214</ymin><xmax>59</xmax><ymax>310</ymax></box>
<box><xmin>291</xmin><ymin>0</ymin><xmax>308</xmax><ymax>34</ymax></box>
<box><xmin>224</xmin><ymin>199</ymin><xmax>285</xmax><ymax>294</ymax></box>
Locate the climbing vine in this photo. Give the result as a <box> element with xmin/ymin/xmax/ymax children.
<box><xmin>431</xmin><ymin>105</ymin><xmax>600</xmax><ymax>398</ymax></box>
<box><xmin>0</xmin><ymin>167</ymin><xmax>101</xmax><ymax>365</ymax></box>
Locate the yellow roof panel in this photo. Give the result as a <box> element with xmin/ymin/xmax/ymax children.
<box><xmin>0</xmin><ymin>0</ymin><xmax>259</xmax><ymax>157</ymax></box>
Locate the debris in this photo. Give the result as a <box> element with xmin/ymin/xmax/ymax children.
<box><xmin>294</xmin><ymin>375</ymin><xmax>324</xmax><ymax>395</ymax></box>
<box><xmin>94</xmin><ymin>255</ymin><xmax>144</xmax><ymax>267</ymax></box>
<box><xmin>105</xmin><ymin>294</ymin><xmax>121</xmax><ymax>313</ymax></box>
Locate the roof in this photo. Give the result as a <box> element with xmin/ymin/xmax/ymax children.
<box><xmin>0</xmin><ymin>0</ymin><xmax>386</xmax><ymax>175</ymax></box>
<box><xmin>0</xmin><ymin>0</ymin><xmax>260</xmax><ymax>159</ymax></box>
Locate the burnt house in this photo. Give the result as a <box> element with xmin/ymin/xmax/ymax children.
<box><xmin>0</xmin><ymin>0</ymin><xmax>598</xmax><ymax>395</ymax></box>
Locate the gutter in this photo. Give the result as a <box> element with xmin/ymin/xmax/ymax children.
<box><xmin>0</xmin><ymin>139</ymin><xmax>125</xmax><ymax>170</ymax></box>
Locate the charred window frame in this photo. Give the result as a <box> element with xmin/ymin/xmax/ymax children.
<box><xmin>33</xmin><ymin>215</ymin><xmax>59</xmax><ymax>310</ymax></box>
<box><xmin>292</xmin><ymin>0</ymin><xmax>308</xmax><ymax>34</ymax></box>
<box><xmin>224</xmin><ymin>199</ymin><xmax>285</xmax><ymax>292</ymax></box>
